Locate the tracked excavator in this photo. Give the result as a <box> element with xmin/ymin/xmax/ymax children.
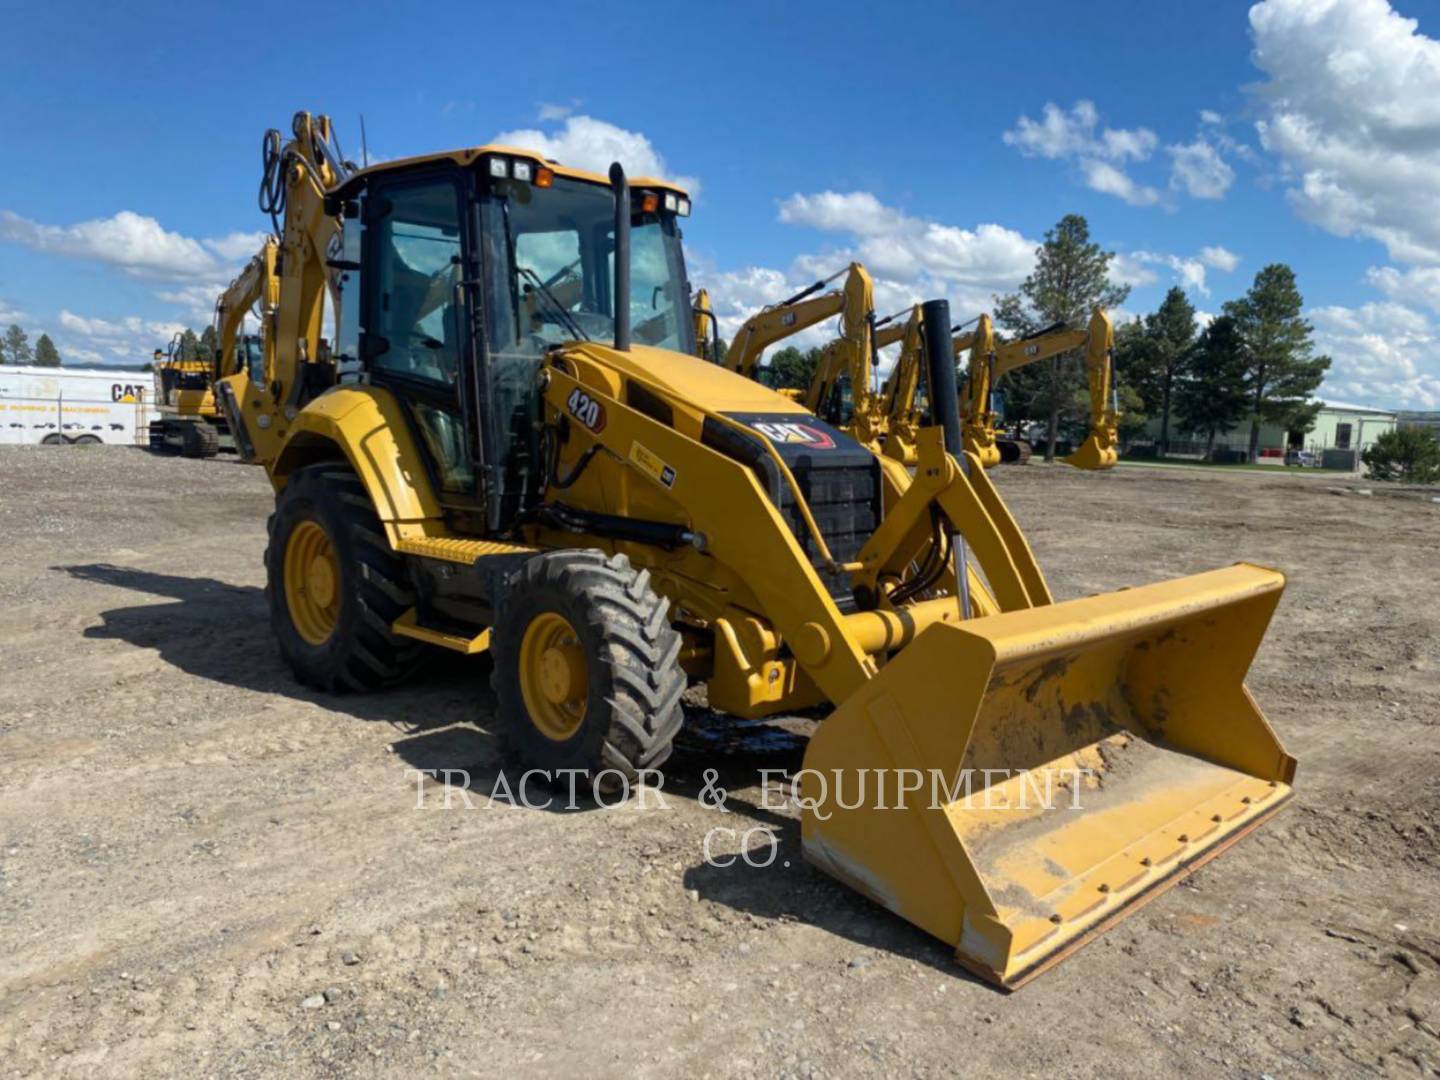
<box><xmin>959</xmin><ymin>310</ymin><xmax>1119</xmax><ymax>470</ymax></box>
<box><xmin>149</xmin><ymin>333</ymin><xmax>226</xmax><ymax>457</ymax></box>
<box><xmin>219</xmin><ymin>110</ymin><xmax>1294</xmax><ymax>988</ymax></box>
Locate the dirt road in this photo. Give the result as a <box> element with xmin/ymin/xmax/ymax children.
<box><xmin>1</xmin><ymin>446</ymin><xmax>1436</xmax><ymax>1077</ymax></box>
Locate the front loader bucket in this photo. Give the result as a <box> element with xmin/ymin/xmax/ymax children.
<box><xmin>802</xmin><ymin>563</ymin><xmax>1294</xmax><ymax>988</ymax></box>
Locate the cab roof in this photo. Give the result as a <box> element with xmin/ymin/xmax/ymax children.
<box><xmin>336</xmin><ymin>144</ymin><xmax>688</xmax><ymax>199</ymax></box>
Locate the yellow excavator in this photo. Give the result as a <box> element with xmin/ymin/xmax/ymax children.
<box><xmin>218</xmin><ymin>111</ymin><xmax>1294</xmax><ymax>989</ymax></box>
<box><xmin>149</xmin><ymin>333</ymin><xmax>225</xmax><ymax>457</ymax></box>
<box><xmin>959</xmin><ymin>310</ymin><xmax>1119</xmax><ymax>470</ymax></box>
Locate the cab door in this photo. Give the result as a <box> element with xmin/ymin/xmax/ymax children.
<box><xmin>360</xmin><ymin>171</ymin><xmax>477</xmax><ymax>498</ymax></box>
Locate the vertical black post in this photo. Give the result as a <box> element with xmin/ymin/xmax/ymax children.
<box><xmin>920</xmin><ymin>298</ymin><xmax>973</xmax><ymax>619</ymax></box>
<box><xmin>921</xmin><ymin>299</ymin><xmax>960</xmax><ymax>461</ymax></box>
<box><xmin>610</xmin><ymin>162</ymin><xmax>631</xmax><ymax>352</ymax></box>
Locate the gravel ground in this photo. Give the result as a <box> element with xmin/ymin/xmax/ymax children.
<box><xmin>0</xmin><ymin>444</ymin><xmax>1437</xmax><ymax>1078</ymax></box>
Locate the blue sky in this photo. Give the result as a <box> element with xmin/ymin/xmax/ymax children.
<box><xmin>3</xmin><ymin>0</ymin><xmax>1439</xmax><ymax>407</ymax></box>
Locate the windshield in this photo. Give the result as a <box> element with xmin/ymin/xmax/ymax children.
<box><xmin>479</xmin><ymin>175</ymin><xmax>695</xmax><ymax>358</ymax></box>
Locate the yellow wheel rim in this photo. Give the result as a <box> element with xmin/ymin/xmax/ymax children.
<box><xmin>518</xmin><ymin>612</ymin><xmax>588</xmax><ymax>742</ymax></box>
<box><xmin>283</xmin><ymin>520</ymin><xmax>341</xmax><ymax>646</ymax></box>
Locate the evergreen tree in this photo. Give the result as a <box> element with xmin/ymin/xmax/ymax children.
<box><xmin>1137</xmin><ymin>286</ymin><xmax>1197</xmax><ymax>454</ymax></box>
<box><xmin>994</xmin><ymin>214</ymin><xmax>1130</xmax><ymax>461</ymax></box>
<box><xmin>765</xmin><ymin>345</ymin><xmax>823</xmax><ymax>391</ymax></box>
<box><xmin>198</xmin><ymin>325</ymin><xmax>218</xmax><ymax>363</ymax></box>
<box><xmin>32</xmin><ymin>333</ymin><xmax>62</xmax><ymax>368</ymax></box>
<box><xmin>178</xmin><ymin>328</ymin><xmax>202</xmax><ymax>362</ymax></box>
<box><xmin>1175</xmin><ymin>315</ymin><xmax>1248</xmax><ymax>455</ymax></box>
<box><xmin>3</xmin><ymin>323</ymin><xmax>32</xmax><ymax>365</ymax></box>
<box><xmin>1222</xmin><ymin>264</ymin><xmax>1331</xmax><ymax>461</ymax></box>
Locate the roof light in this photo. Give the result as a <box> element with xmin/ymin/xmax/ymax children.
<box><xmin>488</xmin><ymin>158</ymin><xmax>509</xmax><ymax>178</ymax></box>
<box><xmin>640</xmin><ymin>192</ymin><xmax>659</xmax><ymax>213</ymax></box>
<box><xmin>535</xmin><ymin>167</ymin><xmax>553</xmax><ymax>188</ymax></box>
<box><xmin>664</xmin><ymin>192</ymin><xmax>678</xmax><ymax>212</ymax></box>
<box><xmin>513</xmin><ymin>160</ymin><xmax>533</xmax><ymax>182</ymax></box>
<box><xmin>677</xmin><ymin>197</ymin><xmax>691</xmax><ymax>217</ymax></box>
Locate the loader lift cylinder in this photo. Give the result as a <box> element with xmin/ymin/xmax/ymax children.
<box><xmin>921</xmin><ymin>298</ymin><xmax>971</xmax><ymax>617</ymax></box>
<box><xmin>921</xmin><ymin>299</ymin><xmax>961</xmax><ymax>464</ymax></box>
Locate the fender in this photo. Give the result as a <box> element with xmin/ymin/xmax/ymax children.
<box><xmin>270</xmin><ymin>385</ymin><xmax>443</xmax><ymax>538</ymax></box>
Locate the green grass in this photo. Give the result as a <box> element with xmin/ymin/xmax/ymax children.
<box><xmin>1117</xmin><ymin>456</ymin><xmax>1351</xmax><ymax>475</ymax></box>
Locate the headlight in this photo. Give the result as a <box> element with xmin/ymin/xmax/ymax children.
<box><xmin>513</xmin><ymin>160</ymin><xmax>533</xmax><ymax>182</ymax></box>
<box><xmin>664</xmin><ymin>192</ymin><xmax>678</xmax><ymax>212</ymax></box>
<box><xmin>677</xmin><ymin>197</ymin><xmax>691</xmax><ymax>217</ymax></box>
<box><xmin>488</xmin><ymin>158</ymin><xmax>509</xmax><ymax>178</ymax></box>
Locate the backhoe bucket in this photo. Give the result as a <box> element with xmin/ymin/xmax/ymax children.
<box><xmin>1063</xmin><ymin>428</ymin><xmax>1118</xmax><ymax>469</ymax></box>
<box><xmin>802</xmin><ymin>563</ymin><xmax>1294</xmax><ymax>988</ymax></box>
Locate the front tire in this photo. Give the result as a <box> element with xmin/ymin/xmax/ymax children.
<box><xmin>266</xmin><ymin>464</ymin><xmax>423</xmax><ymax>692</ymax></box>
<box><xmin>493</xmin><ymin>550</ymin><xmax>685</xmax><ymax>792</ymax></box>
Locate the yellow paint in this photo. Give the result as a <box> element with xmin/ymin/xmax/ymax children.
<box><xmin>283</xmin><ymin>520</ymin><xmax>339</xmax><ymax>645</ymax></box>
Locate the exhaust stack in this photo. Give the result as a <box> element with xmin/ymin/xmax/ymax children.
<box><xmin>609</xmin><ymin>162</ymin><xmax>631</xmax><ymax>352</ymax></box>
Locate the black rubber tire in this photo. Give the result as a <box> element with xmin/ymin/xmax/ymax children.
<box><xmin>181</xmin><ymin>422</ymin><xmax>220</xmax><ymax>459</ymax></box>
<box><xmin>492</xmin><ymin>550</ymin><xmax>685</xmax><ymax>793</ymax></box>
<box><xmin>40</xmin><ymin>433</ymin><xmax>64</xmax><ymax>446</ymax></box>
<box><xmin>73</xmin><ymin>435</ymin><xmax>101</xmax><ymax>445</ymax></box>
<box><xmin>265</xmin><ymin>464</ymin><xmax>423</xmax><ymax>692</ymax></box>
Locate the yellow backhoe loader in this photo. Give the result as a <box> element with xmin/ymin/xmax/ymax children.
<box><xmin>219</xmin><ymin>111</ymin><xmax>1294</xmax><ymax>989</ymax></box>
<box><xmin>960</xmin><ymin>310</ymin><xmax>1120</xmax><ymax>470</ymax></box>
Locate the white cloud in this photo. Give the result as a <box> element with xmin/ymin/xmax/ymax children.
<box><xmin>1124</xmin><ymin>248</ymin><xmax>1238</xmax><ymax>296</ymax></box>
<box><xmin>700</xmin><ymin>191</ymin><xmax>1038</xmax><ymax>366</ymax></box>
<box><xmin>0</xmin><ymin>209</ymin><xmax>266</xmax><ymax>288</ymax></box>
<box><xmin>1081</xmin><ymin>160</ymin><xmax>1161</xmax><ymax>206</ymax></box>
<box><xmin>0</xmin><ymin>298</ymin><xmax>28</xmax><ymax>324</ymax></box>
<box><xmin>202</xmin><ymin>231</ymin><xmax>269</xmax><ymax>262</ymax></box>
<box><xmin>1194</xmin><ymin>310</ymin><xmax>1216</xmax><ymax>330</ymax></box>
<box><xmin>1249</xmin><ymin>0</ymin><xmax>1440</xmax><ymax>264</ymax></box>
<box><xmin>50</xmin><ymin>308</ymin><xmax>188</xmax><ymax>366</ymax></box>
<box><xmin>1199</xmin><ymin>245</ymin><xmax>1241</xmax><ymax>272</ymax></box>
<box><xmin>1309</xmin><ymin>300</ymin><xmax>1440</xmax><ymax>408</ymax></box>
<box><xmin>1004</xmin><ymin>100</ymin><xmax>1164</xmax><ymax>207</ymax></box>
<box><xmin>1366</xmin><ymin>264</ymin><xmax>1440</xmax><ymax>314</ymax></box>
<box><xmin>1168</xmin><ymin>139</ymin><xmax>1235</xmax><ymax>199</ymax></box>
<box><xmin>1199</xmin><ymin>109</ymin><xmax>1224</xmax><ymax>126</ymax></box>
<box><xmin>492</xmin><ymin>115</ymin><xmax>698</xmax><ymax>194</ymax></box>
<box><xmin>537</xmin><ymin>102</ymin><xmax>576</xmax><ymax>121</ymax></box>
<box><xmin>0</xmin><ymin>209</ymin><xmax>219</xmax><ymax>280</ymax></box>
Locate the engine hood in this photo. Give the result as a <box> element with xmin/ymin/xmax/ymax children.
<box><xmin>563</xmin><ymin>341</ymin><xmax>813</xmax><ymax>416</ymax></box>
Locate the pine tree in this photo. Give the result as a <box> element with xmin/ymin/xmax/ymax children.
<box><xmin>1138</xmin><ymin>287</ymin><xmax>1197</xmax><ymax>454</ymax></box>
<box><xmin>766</xmin><ymin>345</ymin><xmax>823</xmax><ymax>390</ymax></box>
<box><xmin>32</xmin><ymin>333</ymin><xmax>62</xmax><ymax>367</ymax></box>
<box><xmin>3</xmin><ymin>324</ymin><xmax>32</xmax><ymax>365</ymax></box>
<box><xmin>1175</xmin><ymin>315</ymin><xmax>1248</xmax><ymax>456</ymax></box>
<box><xmin>1223</xmin><ymin>265</ymin><xmax>1331</xmax><ymax>461</ymax></box>
<box><xmin>179</xmin><ymin>328</ymin><xmax>202</xmax><ymax>362</ymax></box>
<box><xmin>994</xmin><ymin>215</ymin><xmax>1130</xmax><ymax>461</ymax></box>
<box><xmin>198</xmin><ymin>325</ymin><xmax>218</xmax><ymax>363</ymax></box>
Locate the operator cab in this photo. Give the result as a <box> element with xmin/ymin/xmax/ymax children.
<box><xmin>329</xmin><ymin>148</ymin><xmax>695</xmax><ymax>525</ymax></box>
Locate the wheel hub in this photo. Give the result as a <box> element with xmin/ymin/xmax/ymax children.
<box><xmin>519</xmin><ymin>613</ymin><xmax>588</xmax><ymax>740</ymax></box>
<box><xmin>283</xmin><ymin>520</ymin><xmax>340</xmax><ymax>646</ymax></box>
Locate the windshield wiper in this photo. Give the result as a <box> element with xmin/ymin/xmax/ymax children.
<box><xmin>519</xmin><ymin>266</ymin><xmax>591</xmax><ymax>342</ymax></box>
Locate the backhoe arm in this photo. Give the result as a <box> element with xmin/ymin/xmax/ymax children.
<box><xmin>213</xmin><ymin>240</ymin><xmax>278</xmax><ymax>381</ymax></box>
<box><xmin>724</xmin><ymin>263</ymin><xmax>870</xmax><ymax>379</ymax></box>
<box><xmin>214</xmin><ymin>111</ymin><xmax>349</xmax><ymax>469</ymax></box>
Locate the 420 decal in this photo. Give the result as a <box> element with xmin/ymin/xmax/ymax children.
<box><xmin>566</xmin><ymin>388</ymin><xmax>606</xmax><ymax>432</ymax></box>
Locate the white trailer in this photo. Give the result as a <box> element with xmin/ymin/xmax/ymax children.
<box><xmin>0</xmin><ymin>366</ymin><xmax>154</xmax><ymax>446</ymax></box>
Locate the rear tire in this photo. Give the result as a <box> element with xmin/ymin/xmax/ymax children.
<box><xmin>493</xmin><ymin>550</ymin><xmax>685</xmax><ymax>793</ymax></box>
<box><xmin>266</xmin><ymin>464</ymin><xmax>423</xmax><ymax>692</ymax></box>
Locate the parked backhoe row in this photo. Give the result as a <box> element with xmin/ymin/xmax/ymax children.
<box><xmin>707</xmin><ymin>269</ymin><xmax>1119</xmax><ymax>470</ymax></box>
<box><xmin>217</xmin><ymin>111</ymin><xmax>1294</xmax><ymax>988</ymax></box>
